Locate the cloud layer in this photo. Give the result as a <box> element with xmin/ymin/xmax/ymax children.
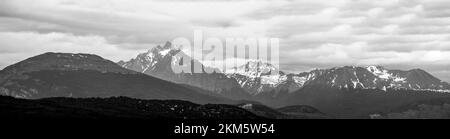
<box><xmin>0</xmin><ymin>0</ymin><xmax>449</xmax><ymax>82</ymax></box>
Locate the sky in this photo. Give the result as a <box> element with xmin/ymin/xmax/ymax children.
<box><xmin>0</xmin><ymin>0</ymin><xmax>449</xmax><ymax>82</ymax></box>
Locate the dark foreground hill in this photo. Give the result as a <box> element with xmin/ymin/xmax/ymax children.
<box><xmin>270</xmin><ymin>85</ymin><xmax>450</xmax><ymax>118</ymax></box>
<box><xmin>374</xmin><ymin>97</ymin><xmax>450</xmax><ymax>119</ymax></box>
<box><xmin>0</xmin><ymin>95</ymin><xmax>261</xmax><ymax>119</ymax></box>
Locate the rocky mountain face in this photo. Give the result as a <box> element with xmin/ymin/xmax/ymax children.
<box><xmin>118</xmin><ymin>42</ymin><xmax>251</xmax><ymax>100</ymax></box>
<box><xmin>0</xmin><ymin>52</ymin><xmax>232</xmax><ymax>104</ymax></box>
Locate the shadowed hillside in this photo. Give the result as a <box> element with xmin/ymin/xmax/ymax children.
<box><xmin>0</xmin><ymin>95</ymin><xmax>262</xmax><ymax>119</ymax></box>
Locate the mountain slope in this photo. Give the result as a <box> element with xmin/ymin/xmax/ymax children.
<box><xmin>0</xmin><ymin>52</ymin><xmax>232</xmax><ymax>104</ymax></box>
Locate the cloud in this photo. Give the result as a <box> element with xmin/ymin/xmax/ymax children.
<box><xmin>0</xmin><ymin>0</ymin><xmax>449</xmax><ymax>81</ymax></box>
<box><xmin>257</xmin><ymin>0</ymin><xmax>450</xmax><ymax>80</ymax></box>
<box><xmin>0</xmin><ymin>0</ymin><xmax>193</xmax><ymax>46</ymax></box>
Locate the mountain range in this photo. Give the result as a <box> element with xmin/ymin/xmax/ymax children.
<box><xmin>118</xmin><ymin>42</ymin><xmax>450</xmax><ymax>96</ymax></box>
<box><xmin>1</xmin><ymin>42</ymin><xmax>450</xmax><ymax>118</ymax></box>
<box><xmin>116</xmin><ymin>42</ymin><xmax>450</xmax><ymax>117</ymax></box>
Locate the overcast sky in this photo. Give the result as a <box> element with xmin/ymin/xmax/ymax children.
<box><xmin>0</xmin><ymin>0</ymin><xmax>449</xmax><ymax>82</ymax></box>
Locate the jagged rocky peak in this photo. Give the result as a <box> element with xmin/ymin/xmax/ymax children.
<box><xmin>141</xmin><ymin>42</ymin><xmax>176</xmax><ymax>58</ymax></box>
<box><xmin>118</xmin><ymin>41</ymin><xmax>182</xmax><ymax>73</ymax></box>
<box><xmin>119</xmin><ymin>41</ymin><xmax>225</xmax><ymax>75</ymax></box>
<box><xmin>141</xmin><ymin>42</ymin><xmax>176</xmax><ymax>56</ymax></box>
<box><xmin>151</xmin><ymin>41</ymin><xmax>177</xmax><ymax>56</ymax></box>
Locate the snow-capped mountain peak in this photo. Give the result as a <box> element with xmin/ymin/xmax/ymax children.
<box><xmin>117</xmin><ymin>42</ymin><xmax>251</xmax><ymax>100</ymax></box>
<box><xmin>226</xmin><ymin>60</ymin><xmax>292</xmax><ymax>95</ymax></box>
<box><xmin>229</xmin><ymin>60</ymin><xmax>279</xmax><ymax>77</ymax></box>
<box><xmin>118</xmin><ymin>42</ymin><xmax>181</xmax><ymax>73</ymax></box>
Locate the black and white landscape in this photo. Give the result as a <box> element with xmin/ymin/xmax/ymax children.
<box><xmin>1</xmin><ymin>0</ymin><xmax>450</xmax><ymax>119</ymax></box>
<box><xmin>1</xmin><ymin>48</ymin><xmax>450</xmax><ymax>119</ymax></box>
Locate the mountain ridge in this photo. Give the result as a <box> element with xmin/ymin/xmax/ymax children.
<box><xmin>118</xmin><ymin>42</ymin><xmax>450</xmax><ymax>100</ymax></box>
<box><xmin>230</xmin><ymin>62</ymin><xmax>450</xmax><ymax>95</ymax></box>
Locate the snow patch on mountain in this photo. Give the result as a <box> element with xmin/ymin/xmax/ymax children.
<box><xmin>261</xmin><ymin>75</ymin><xmax>287</xmax><ymax>86</ymax></box>
<box><xmin>240</xmin><ymin>104</ymin><xmax>253</xmax><ymax>109</ymax></box>
<box><xmin>230</xmin><ymin>60</ymin><xmax>276</xmax><ymax>77</ymax></box>
<box><xmin>293</xmin><ymin>76</ymin><xmax>307</xmax><ymax>86</ymax></box>
<box><xmin>366</xmin><ymin>66</ymin><xmax>390</xmax><ymax>79</ymax></box>
<box><xmin>159</xmin><ymin>49</ymin><xmax>171</xmax><ymax>56</ymax></box>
